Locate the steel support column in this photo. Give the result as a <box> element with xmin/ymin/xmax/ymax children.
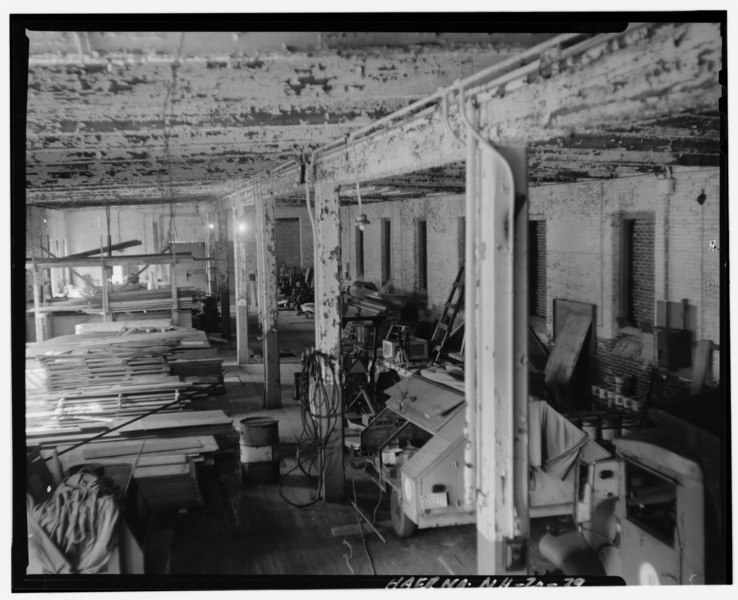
<box><xmin>254</xmin><ymin>178</ymin><xmax>281</xmax><ymax>407</ymax></box>
<box><xmin>215</xmin><ymin>204</ymin><xmax>231</xmax><ymax>340</ymax></box>
<box><xmin>313</xmin><ymin>179</ymin><xmax>344</xmax><ymax>502</ymax></box>
<box><xmin>233</xmin><ymin>193</ymin><xmax>249</xmax><ymax>363</ymax></box>
<box><xmin>205</xmin><ymin>205</ymin><xmax>216</xmax><ymax>297</ymax></box>
<box><xmin>467</xmin><ymin>140</ymin><xmax>528</xmax><ymax>574</ymax></box>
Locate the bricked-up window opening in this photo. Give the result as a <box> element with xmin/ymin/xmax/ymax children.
<box><xmin>355</xmin><ymin>226</ymin><xmax>364</xmax><ymax>278</ymax></box>
<box><xmin>417</xmin><ymin>220</ymin><xmax>428</xmax><ymax>290</ymax></box>
<box><xmin>528</xmin><ymin>220</ymin><xmax>546</xmax><ymax>318</ymax></box>
<box><xmin>458</xmin><ymin>217</ymin><xmax>466</xmax><ymax>267</ymax></box>
<box><xmin>275</xmin><ymin>218</ymin><xmax>301</xmax><ymax>270</ymax></box>
<box><xmin>622</xmin><ymin>217</ymin><xmax>655</xmax><ymax>329</ymax></box>
<box><xmin>381</xmin><ymin>219</ymin><xmax>391</xmax><ymax>284</ymax></box>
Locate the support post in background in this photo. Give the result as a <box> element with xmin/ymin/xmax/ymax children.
<box><xmin>254</xmin><ymin>177</ymin><xmax>281</xmax><ymax>408</ymax></box>
<box><xmin>170</xmin><ymin>244</ymin><xmax>178</xmax><ymax>326</ymax></box>
<box><xmin>216</xmin><ymin>203</ymin><xmax>232</xmax><ymax>341</ymax></box>
<box><xmin>313</xmin><ymin>179</ymin><xmax>344</xmax><ymax>502</ymax></box>
<box><xmin>233</xmin><ymin>194</ymin><xmax>249</xmax><ymax>363</ymax></box>
<box><xmin>31</xmin><ymin>266</ymin><xmax>49</xmax><ymax>342</ymax></box>
<box><xmin>205</xmin><ymin>204</ymin><xmax>216</xmax><ymax>297</ymax></box>
<box><xmin>471</xmin><ymin>141</ymin><xmax>528</xmax><ymax>575</ymax></box>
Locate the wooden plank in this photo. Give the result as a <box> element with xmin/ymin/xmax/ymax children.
<box><xmin>137</xmin><ymin>454</ymin><xmax>188</xmax><ymax>466</ymax></box>
<box><xmin>81</xmin><ymin>436</ymin><xmax>214</xmax><ymax>459</ymax></box>
<box><xmin>134</xmin><ymin>463</ymin><xmax>192</xmax><ymax>478</ymax></box>
<box><xmin>24</xmin><ymin>253</ymin><xmax>196</xmax><ymax>269</ymax></box>
<box><xmin>553</xmin><ymin>299</ymin><xmax>597</xmax><ymax>355</ymax></box>
<box><xmin>690</xmin><ymin>340</ymin><xmax>713</xmax><ymax>396</ymax></box>
<box><xmin>114</xmin><ymin>410</ymin><xmax>233</xmax><ymax>434</ymax></box>
<box><xmin>544</xmin><ymin>314</ymin><xmax>592</xmax><ymax>388</ymax></box>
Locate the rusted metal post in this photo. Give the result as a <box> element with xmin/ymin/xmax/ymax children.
<box><xmin>313</xmin><ymin>179</ymin><xmax>344</xmax><ymax>502</ymax></box>
<box><xmin>254</xmin><ymin>177</ymin><xmax>281</xmax><ymax>407</ymax></box>
<box><xmin>233</xmin><ymin>191</ymin><xmax>250</xmax><ymax>363</ymax></box>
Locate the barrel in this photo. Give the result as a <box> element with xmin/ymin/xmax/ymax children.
<box><xmin>239</xmin><ymin>417</ymin><xmax>280</xmax><ymax>483</ymax></box>
<box><xmin>600</xmin><ymin>415</ymin><xmax>620</xmax><ymax>442</ymax></box>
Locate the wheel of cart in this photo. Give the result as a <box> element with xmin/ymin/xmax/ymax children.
<box><xmin>390</xmin><ymin>485</ymin><xmax>417</xmax><ymax>538</ymax></box>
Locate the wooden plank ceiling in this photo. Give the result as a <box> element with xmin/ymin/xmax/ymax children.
<box><xmin>24</xmin><ymin>30</ymin><xmax>720</xmax><ymax>208</ymax></box>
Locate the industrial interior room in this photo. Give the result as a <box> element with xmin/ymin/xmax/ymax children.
<box><xmin>13</xmin><ymin>18</ymin><xmax>729</xmax><ymax>588</ymax></box>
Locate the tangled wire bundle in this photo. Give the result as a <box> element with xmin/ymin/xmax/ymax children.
<box><xmin>279</xmin><ymin>351</ymin><xmax>341</xmax><ymax>507</ymax></box>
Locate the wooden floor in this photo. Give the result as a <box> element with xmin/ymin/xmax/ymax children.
<box><xmin>155</xmin><ymin>308</ymin><xmax>477</xmax><ymax>576</ymax></box>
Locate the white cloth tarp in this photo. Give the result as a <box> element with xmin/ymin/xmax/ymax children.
<box><xmin>529</xmin><ymin>399</ymin><xmax>589</xmax><ymax>480</ymax></box>
<box><xmin>27</xmin><ymin>471</ymin><xmax>119</xmax><ymax>574</ymax></box>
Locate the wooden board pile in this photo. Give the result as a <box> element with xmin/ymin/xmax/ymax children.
<box><xmin>133</xmin><ymin>455</ymin><xmax>204</xmax><ymax>511</ymax></box>
<box><xmin>34</xmin><ymin>411</ymin><xmax>241</xmax><ymax>514</ymax></box>
<box><xmin>26</xmin><ymin>287</ymin><xmax>203</xmax><ymax>315</ymax></box>
<box><xmin>26</xmin><ymin>326</ymin><xmax>225</xmax><ymax>433</ymax></box>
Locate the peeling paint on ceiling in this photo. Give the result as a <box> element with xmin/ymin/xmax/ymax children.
<box><xmin>23</xmin><ymin>28</ymin><xmax>722</xmax><ymax>208</ymax></box>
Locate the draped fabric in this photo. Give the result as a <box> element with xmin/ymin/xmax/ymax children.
<box><xmin>529</xmin><ymin>399</ymin><xmax>589</xmax><ymax>480</ymax></box>
<box><xmin>27</xmin><ymin>471</ymin><xmax>119</xmax><ymax>574</ymax></box>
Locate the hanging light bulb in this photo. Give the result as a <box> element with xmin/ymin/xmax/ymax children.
<box><xmin>355</xmin><ymin>213</ymin><xmax>370</xmax><ymax>231</ymax></box>
<box><xmin>208</xmin><ymin>223</ymin><xmax>215</xmax><ymax>229</ymax></box>
<box><xmin>239</xmin><ymin>222</ymin><xmax>247</xmax><ymax>233</ymax></box>
<box><xmin>351</xmin><ymin>135</ymin><xmax>370</xmax><ymax>231</ymax></box>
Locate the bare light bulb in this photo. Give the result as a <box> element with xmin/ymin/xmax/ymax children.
<box><xmin>208</xmin><ymin>223</ymin><xmax>215</xmax><ymax>229</ymax></box>
<box><xmin>239</xmin><ymin>223</ymin><xmax>247</xmax><ymax>232</ymax></box>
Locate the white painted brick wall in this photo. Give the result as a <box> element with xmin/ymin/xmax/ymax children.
<box><xmin>340</xmin><ymin>194</ymin><xmax>465</xmax><ymax>313</ymax></box>
<box><xmin>530</xmin><ymin>166</ymin><xmax>721</xmax><ymax>381</ymax></box>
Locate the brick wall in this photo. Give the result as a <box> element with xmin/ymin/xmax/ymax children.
<box><xmin>340</xmin><ymin>194</ymin><xmax>465</xmax><ymax>316</ymax></box>
<box><xmin>629</xmin><ymin>217</ymin><xmax>655</xmax><ymax>328</ymax></box>
<box><xmin>274</xmin><ymin>218</ymin><xmax>302</xmax><ymax>271</ymax></box>
<box><xmin>591</xmin><ymin>338</ymin><xmax>691</xmax><ymax>402</ymax></box>
<box><xmin>530</xmin><ymin>220</ymin><xmax>547</xmax><ymax>318</ymax></box>
<box><xmin>530</xmin><ymin>166</ymin><xmax>721</xmax><ymax>388</ymax></box>
<box><xmin>241</xmin><ymin>205</ymin><xmax>314</xmax><ymax>281</ymax></box>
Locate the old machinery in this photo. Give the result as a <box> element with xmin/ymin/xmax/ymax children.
<box><xmin>359</xmin><ymin>375</ymin><xmax>474</xmax><ymax>537</ymax></box>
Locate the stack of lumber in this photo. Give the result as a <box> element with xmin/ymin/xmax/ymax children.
<box><xmin>32</xmin><ymin>410</ymin><xmax>240</xmax><ymax>513</ymax></box>
<box><xmin>108</xmin><ymin>288</ymin><xmax>202</xmax><ymax>313</ymax></box>
<box><xmin>25</xmin><ymin>381</ymin><xmax>195</xmax><ymax>432</ymax></box>
<box><xmin>26</xmin><ymin>327</ymin><xmax>225</xmax><ymax>432</ymax></box>
<box><xmin>25</xmin><ymin>287</ymin><xmax>204</xmax><ymax>315</ymax></box>
<box><xmin>37</xmin><ymin>354</ymin><xmax>171</xmax><ymax>390</ymax></box>
<box><xmin>74</xmin><ymin>319</ymin><xmax>173</xmax><ymax>335</ymax></box>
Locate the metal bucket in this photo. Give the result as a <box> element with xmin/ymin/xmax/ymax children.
<box><xmin>240</xmin><ymin>416</ymin><xmax>280</xmax><ymax>483</ymax></box>
<box><xmin>620</xmin><ymin>416</ymin><xmax>639</xmax><ymax>437</ymax></box>
<box><xmin>581</xmin><ymin>416</ymin><xmax>599</xmax><ymax>439</ymax></box>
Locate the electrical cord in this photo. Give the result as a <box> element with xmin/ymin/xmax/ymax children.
<box><xmin>351</xmin><ymin>473</ymin><xmax>376</xmax><ymax>575</ymax></box>
<box><xmin>278</xmin><ymin>351</ymin><xmax>342</xmax><ymax>508</ymax></box>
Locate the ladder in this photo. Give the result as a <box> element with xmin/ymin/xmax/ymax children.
<box><xmin>429</xmin><ymin>263</ymin><xmax>464</xmax><ymax>363</ymax></box>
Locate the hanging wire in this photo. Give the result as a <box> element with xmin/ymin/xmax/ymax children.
<box><xmin>157</xmin><ymin>32</ymin><xmax>186</xmax><ymax>246</ymax></box>
<box><xmin>350</xmin><ymin>471</ymin><xmax>376</xmax><ymax>575</ymax></box>
<box><xmin>278</xmin><ymin>351</ymin><xmax>341</xmax><ymax>508</ymax></box>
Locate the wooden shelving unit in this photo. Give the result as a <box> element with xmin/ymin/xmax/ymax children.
<box><xmin>25</xmin><ymin>252</ymin><xmax>206</xmax><ymax>342</ymax></box>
